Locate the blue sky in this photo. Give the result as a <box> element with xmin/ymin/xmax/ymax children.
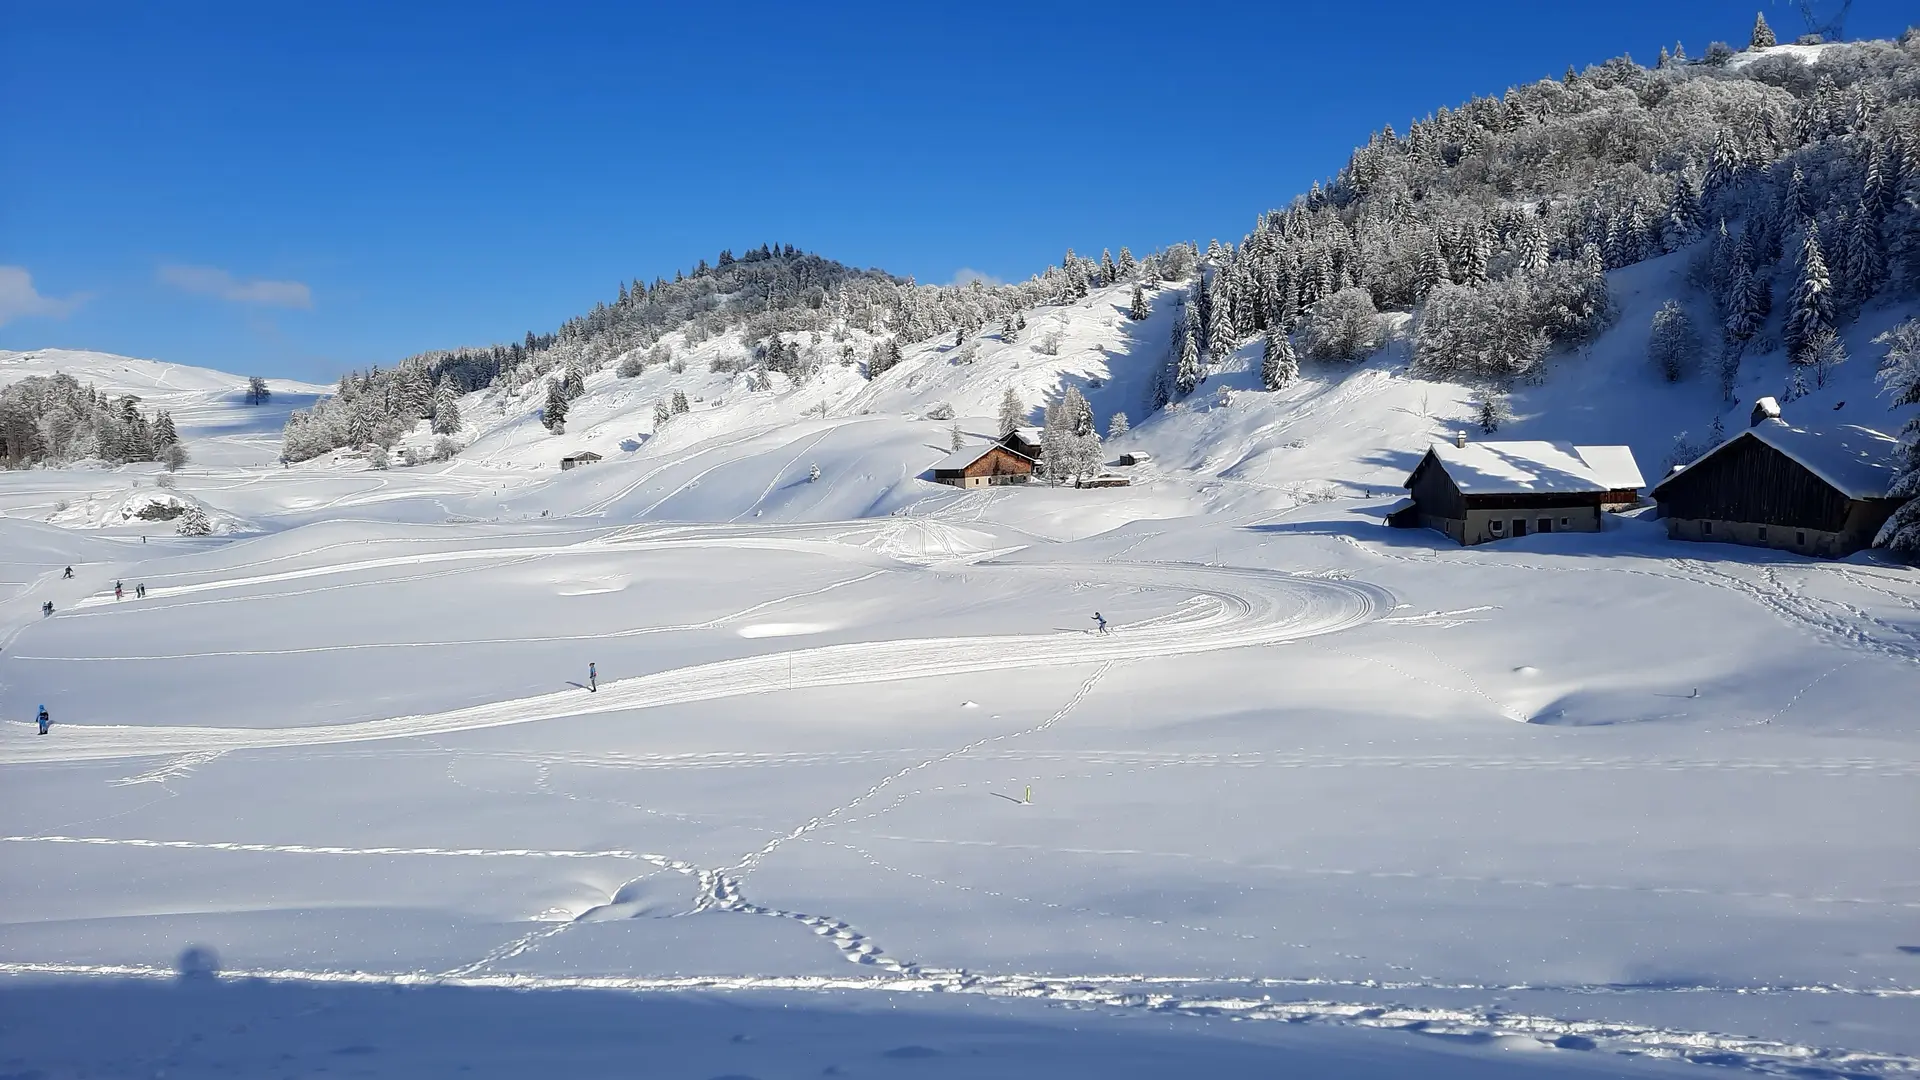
<box><xmin>0</xmin><ymin>0</ymin><xmax>1907</xmax><ymax>381</ymax></box>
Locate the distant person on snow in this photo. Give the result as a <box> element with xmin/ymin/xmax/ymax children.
<box><xmin>63</xmin><ymin>566</ymin><xmax>73</xmax><ymax>579</ymax></box>
<box><xmin>37</xmin><ymin>705</ymin><xmax>49</xmax><ymax>735</ymax></box>
<box><xmin>1092</xmin><ymin>611</ymin><xmax>1109</xmax><ymax>635</ymax></box>
<box><xmin>136</xmin><ymin>584</ymin><xmax>146</xmax><ymax>599</ymax></box>
<box><xmin>588</xmin><ymin>662</ymin><xmax>597</xmax><ymax>692</ymax></box>
<box><xmin>41</xmin><ymin>601</ymin><xmax>53</xmax><ymax>617</ymax></box>
<box><xmin>114</xmin><ymin>582</ymin><xmax>123</xmax><ymax>601</ymax></box>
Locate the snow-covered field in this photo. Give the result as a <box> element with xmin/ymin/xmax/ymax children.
<box><xmin>2</xmin><ymin>276</ymin><xmax>1918</xmax><ymax>1078</ymax></box>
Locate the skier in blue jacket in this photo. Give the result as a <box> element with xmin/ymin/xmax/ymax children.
<box><xmin>588</xmin><ymin>662</ymin><xmax>597</xmax><ymax>692</ymax></box>
<box><xmin>37</xmin><ymin>705</ymin><xmax>49</xmax><ymax>735</ymax></box>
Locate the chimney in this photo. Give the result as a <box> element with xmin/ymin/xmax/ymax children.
<box><xmin>1750</xmin><ymin>396</ymin><xmax>1781</xmax><ymax>428</ymax></box>
<box><xmin>1454</xmin><ymin>431</ymin><xmax>1467</xmax><ymax>448</ymax></box>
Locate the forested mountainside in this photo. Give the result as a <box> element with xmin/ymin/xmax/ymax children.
<box><xmin>275</xmin><ymin>22</ymin><xmax>1920</xmax><ymax>545</ymax></box>
<box><xmin>278</xmin><ymin>241</ymin><xmax>1189</xmax><ymax>462</ymax></box>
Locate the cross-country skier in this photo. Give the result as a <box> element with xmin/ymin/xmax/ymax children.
<box><xmin>37</xmin><ymin>705</ymin><xmax>49</xmax><ymax>735</ymax></box>
<box><xmin>63</xmin><ymin>566</ymin><xmax>72</xmax><ymax>579</ymax></box>
<box><xmin>1092</xmin><ymin>612</ymin><xmax>1109</xmax><ymax>635</ymax></box>
<box><xmin>588</xmin><ymin>662</ymin><xmax>597</xmax><ymax>692</ymax></box>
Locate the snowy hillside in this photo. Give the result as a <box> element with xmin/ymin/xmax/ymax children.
<box><xmin>0</xmin><ymin>349</ymin><xmax>330</xmax><ymax>469</ymax></box>
<box><xmin>6</xmin><ymin>29</ymin><xmax>1920</xmax><ymax>1080</ymax></box>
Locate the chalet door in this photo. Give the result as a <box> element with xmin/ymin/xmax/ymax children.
<box><xmin>1511</xmin><ymin>518</ymin><xmax>1527</xmax><ymax>537</ymax></box>
<box><xmin>1538</xmin><ymin>517</ymin><xmax>1552</xmax><ymax>533</ymax></box>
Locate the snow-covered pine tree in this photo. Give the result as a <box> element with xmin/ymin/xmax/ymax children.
<box><xmin>152</xmin><ymin>412</ymin><xmax>178</xmax><ymax>447</ymax></box>
<box><xmin>1205</xmin><ymin>272</ymin><xmax>1235</xmax><ymax>366</ymax></box>
<box><xmin>1477</xmin><ymin>394</ymin><xmax>1510</xmax><ymax>434</ymax></box>
<box><xmin>950</xmin><ymin>422</ymin><xmax>963</xmax><ymax>452</ymax></box>
<box><xmin>998</xmin><ymin>388</ymin><xmax>1024</xmax><ymax>437</ymax></box>
<box><xmin>1648</xmin><ymin>300</ymin><xmax>1701</xmax><ymax>382</ymax></box>
<box><xmin>1261</xmin><ymin>325</ymin><xmax>1299</xmax><ymax>390</ymax></box>
<box><xmin>176</xmin><ymin>505</ymin><xmax>213</xmax><ymax>536</ymax></box>
<box><xmin>1750</xmin><ymin>12</ymin><xmax>1776</xmax><ymax>50</ymax></box>
<box><xmin>1176</xmin><ymin>303</ymin><xmax>1203</xmax><ymax>396</ymax></box>
<box><xmin>1117</xmin><ymin>247</ymin><xmax>1136</xmax><ymax>279</ymax></box>
<box><xmin>1002</xmin><ymin>315</ymin><xmax>1020</xmax><ymax>343</ymax></box>
<box><xmin>1873</xmin><ymin>319</ymin><xmax>1920</xmax><ymax>556</ymax></box>
<box><xmin>1784</xmin><ymin>224</ymin><xmax>1835</xmax><ymax>364</ymax></box>
<box><xmin>1100</xmin><ymin>249</ymin><xmax>1116</xmax><ymax>286</ymax></box>
<box><xmin>671</xmin><ymin>390</ymin><xmax>689</xmax><ymax>414</ymax></box>
<box><xmin>652</xmin><ymin>399</ymin><xmax>672</xmax><ymax>428</ymax></box>
<box><xmin>1129</xmin><ymin>284</ymin><xmax>1149</xmax><ymax>321</ymax></box>
<box><xmin>1840</xmin><ymin>203</ymin><xmax>1889</xmax><ymax>314</ymax></box>
<box><xmin>1460</xmin><ymin>222</ymin><xmax>1490</xmax><ymax>286</ymax></box>
<box><xmin>431</xmin><ymin>386</ymin><xmax>462</xmax><ymax>435</ymax></box>
<box><xmin>808</xmin><ymin>462</ymin><xmax>820</xmax><ymax>483</ymax></box>
<box><xmin>543</xmin><ymin>380</ymin><xmax>569</xmax><ymax>433</ymax></box>
<box><xmin>1107</xmin><ymin>411</ymin><xmax>1129</xmax><ymax>438</ymax></box>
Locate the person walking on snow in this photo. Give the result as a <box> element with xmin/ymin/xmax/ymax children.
<box><xmin>62</xmin><ymin>566</ymin><xmax>73</xmax><ymax>580</ymax></box>
<box><xmin>37</xmin><ymin>705</ymin><xmax>49</xmax><ymax>735</ymax></box>
<box><xmin>588</xmin><ymin>662</ymin><xmax>597</xmax><ymax>693</ymax></box>
<box><xmin>114</xmin><ymin>581</ymin><xmax>123</xmax><ymax>601</ymax></box>
<box><xmin>41</xmin><ymin>601</ymin><xmax>52</xmax><ymax>617</ymax></box>
<box><xmin>136</xmin><ymin>584</ymin><xmax>146</xmax><ymax>599</ymax></box>
<box><xmin>1092</xmin><ymin>611</ymin><xmax>1109</xmax><ymax>635</ymax></box>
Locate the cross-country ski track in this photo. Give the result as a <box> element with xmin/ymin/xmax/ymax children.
<box><xmin>0</xmin><ymin>553</ymin><xmax>1389</xmax><ymax>763</ymax></box>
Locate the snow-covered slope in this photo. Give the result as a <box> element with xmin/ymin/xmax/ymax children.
<box><xmin>0</xmin><ymin>349</ymin><xmax>331</xmax><ymax>469</ymax></box>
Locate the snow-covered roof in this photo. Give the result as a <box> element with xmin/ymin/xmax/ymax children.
<box><xmin>929</xmin><ymin>443</ymin><xmax>1032</xmax><ymax>472</ymax></box>
<box><xmin>1418</xmin><ymin>440</ymin><xmax>1639</xmax><ymax>495</ymax></box>
<box><xmin>1654</xmin><ymin>418</ymin><xmax>1902</xmax><ymax>500</ymax></box>
<box><xmin>1573</xmin><ymin>445</ymin><xmax>1646</xmax><ymax>491</ymax></box>
<box><xmin>1005</xmin><ymin>426</ymin><xmax>1044</xmax><ymax>445</ymax></box>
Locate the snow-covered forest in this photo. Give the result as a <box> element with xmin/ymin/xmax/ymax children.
<box><xmin>0</xmin><ymin>373</ymin><xmax>185</xmax><ymax>470</ymax></box>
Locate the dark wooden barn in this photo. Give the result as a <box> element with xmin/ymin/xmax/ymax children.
<box><xmin>928</xmin><ymin>443</ymin><xmax>1035</xmax><ymax>488</ymax></box>
<box><xmin>1391</xmin><ymin>437</ymin><xmax>1642</xmax><ymax>546</ymax></box>
<box><xmin>997</xmin><ymin>427</ymin><xmax>1044</xmax><ymax>460</ymax></box>
<box><xmin>1651</xmin><ymin>417</ymin><xmax>1904</xmax><ymax>558</ymax></box>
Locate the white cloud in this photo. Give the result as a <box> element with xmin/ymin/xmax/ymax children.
<box><xmin>949</xmin><ymin>267</ymin><xmax>1004</xmax><ymax>287</ymax></box>
<box><xmin>0</xmin><ymin>266</ymin><xmax>87</xmax><ymax>326</ymax></box>
<box><xmin>158</xmin><ymin>264</ymin><xmax>313</xmax><ymax>308</ymax></box>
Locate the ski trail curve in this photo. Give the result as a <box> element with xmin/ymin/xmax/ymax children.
<box><xmin>0</xmin><ymin>563</ymin><xmax>1388</xmax><ymax>763</ymax></box>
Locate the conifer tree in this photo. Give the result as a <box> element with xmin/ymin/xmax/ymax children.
<box><xmin>543</xmin><ymin>381</ymin><xmax>569</xmax><ymax>433</ymax></box>
<box><xmin>950</xmin><ymin>422</ymin><xmax>964</xmax><ymax>452</ymax></box>
<box><xmin>1261</xmin><ymin>326</ymin><xmax>1298</xmax><ymax>390</ymax></box>
<box><xmin>1648</xmin><ymin>300</ymin><xmax>1701</xmax><ymax>382</ymax></box>
<box><xmin>998</xmin><ymin>388</ymin><xmax>1025</xmax><ymax>438</ymax></box>
<box><xmin>1129</xmin><ymin>284</ymin><xmax>1149</xmax><ymax>321</ymax></box>
<box><xmin>431</xmin><ymin>386</ymin><xmax>463</xmax><ymax>435</ymax></box>
<box><xmin>1784</xmin><ymin>225</ymin><xmax>1834</xmax><ymax>364</ymax></box>
<box><xmin>1107</xmin><ymin>412</ymin><xmax>1129</xmax><ymax>439</ymax></box>
<box><xmin>1477</xmin><ymin>394</ymin><xmax>1509</xmax><ymax>434</ymax></box>
<box><xmin>1117</xmin><ymin>247</ymin><xmax>1136</xmax><ymax>280</ymax></box>
<box><xmin>671</xmin><ymin>390</ymin><xmax>690</xmax><ymax>415</ymax></box>
<box><xmin>1750</xmin><ymin>12</ymin><xmax>1775</xmax><ymax>49</ymax></box>
<box><xmin>1176</xmin><ymin>303</ymin><xmax>1203</xmax><ymax>396</ymax></box>
<box><xmin>1205</xmin><ymin>273</ymin><xmax>1235</xmax><ymax>365</ymax></box>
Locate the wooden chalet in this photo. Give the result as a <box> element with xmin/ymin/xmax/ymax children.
<box><xmin>1390</xmin><ymin>434</ymin><xmax>1643</xmax><ymax>546</ymax></box>
<box><xmin>998</xmin><ymin>426</ymin><xmax>1044</xmax><ymax>461</ymax></box>
<box><xmin>560</xmin><ymin>451</ymin><xmax>603</xmax><ymax>471</ymax></box>
<box><xmin>928</xmin><ymin>442</ymin><xmax>1035</xmax><ymax>488</ymax></box>
<box><xmin>1651</xmin><ymin>413</ymin><xmax>1904</xmax><ymax>558</ymax></box>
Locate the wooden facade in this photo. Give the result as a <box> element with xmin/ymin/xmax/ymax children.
<box><xmin>1400</xmin><ymin>450</ymin><xmax>1605</xmax><ymax>546</ymax></box>
<box><xmin>560</xmin><ymin>452</ymin><xmax>603</xmax><ymax>471</ymax></box>
<box><xmin>1652</xmin><ymin>433</ymin><xmax>1898</xmax><ymax>557</ymax></box>
<box><xmin>931</xmin><ymin>444</ymin><xmax>1034</xmax><ymax>489</ymax></box>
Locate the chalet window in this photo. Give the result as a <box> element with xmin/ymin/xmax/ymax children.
<box><xmin>1796</xmin><ymin>531</ymin><xmax>1806</xmax><ymax>545</ymax></box>
<box><xmin>1757</xmin><ymin>526</ymin><xmax>1767</xmax><ymax>541</ymax></box>
<box><xmin>1489</xmin><ymin>520</ymin><xmax>1505</xmax><ymax>535</ymax></box>
<box><xmin>1559</xmin><ymin>517</ymin><xmax>1570</xmax><ymax>528</ymax></box>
